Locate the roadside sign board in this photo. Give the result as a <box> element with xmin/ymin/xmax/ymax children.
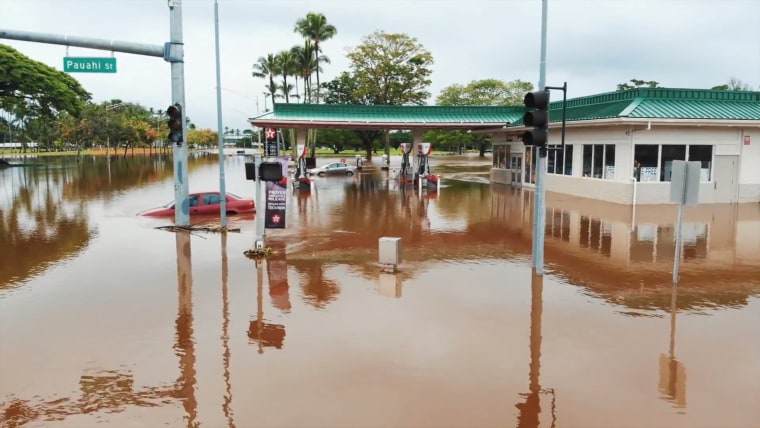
<box><xmin>63</xmin><ymin>57</ymin><xmax>117</xmax><ymax>73</ymax></box>
<box><xmin>669</xmin><ymin>160</ymin><xmax>700</xmax><ymax>207</ymax></box>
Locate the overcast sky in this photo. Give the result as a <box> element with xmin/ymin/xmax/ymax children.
<box><xmin>2</xmin><ymin>0</ymin><xmax>758</xmax><ymax>130</ymax></box>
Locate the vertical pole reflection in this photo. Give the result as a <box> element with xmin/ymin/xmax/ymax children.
<box><xmin>220</xmin><ymin>232</ymin><xmax>236</xmax><ymax>427</ymax></box>
<box><xmin>174</xmin><ymin>231</ymin><xmax>198</xmax><ymax>427</ymax></box>
<box><xmin>516</xmin><ymin>269</ymin><xmax>556</xmax><ymax>428</ymax></box>
<box><xmin>659</xmin><ymin>286</ymin><xmax>687</xmax><ymax>409</ymax></box>
<box><xmin>256</xmin><ymin>259</ymin><xmax>264</xmax><ymax>355</ymax></box>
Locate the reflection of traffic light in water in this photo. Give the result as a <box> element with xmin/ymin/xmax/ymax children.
<box><xmin>248</xmin><ymin>259</ymin><xmax>286</xmax><ymax>353</ymax></box>
<box><xmin>515</xmin><ymin>270</ymin><xmax>557</xmax><ymax>428</ymax></box>
<box><xmin>659</xmin><ymin>286</ymin><xmax>687</xmax><ymax>409</ymax></box>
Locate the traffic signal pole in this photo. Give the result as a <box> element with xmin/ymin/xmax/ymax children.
<box><xmin>168</xmin><ymin>0</ymin><xmax>190</xmax><ymax>227</ymax></box>
<box><xmin>0</xmin><ymin>0</ymin><xmax>190</xmax><ymax>226</ymax></box>
<box><xmin>533</xmin><ymin>0</ymin><xmax>549</xmax><ymax>275</ymax></box>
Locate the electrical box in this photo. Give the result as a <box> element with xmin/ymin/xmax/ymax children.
<box><xmin>379</xmin><ymin>237</ymin><xmax>402</xmax><ymax>266</ymax></box>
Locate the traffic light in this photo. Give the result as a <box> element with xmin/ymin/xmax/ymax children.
<box><xmin>166</xmin><ymin>103</ymin><xmax>184</xmax><ymax>145</ymax></box>
<box><xmin>522</xmin><ymin>90</ymin><xmax>550</xmax><ymax>148</ymax></box>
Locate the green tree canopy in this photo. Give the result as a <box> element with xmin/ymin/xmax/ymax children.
<box><xmin>426</xmin><ymin>79</ymin><xmax>533</xmax><ymax>156</ymax></box>
<box><xmin>616</xmin><ymin>79</ymin><xmax>659</xmax><ymax>91</ymax></box>
<box><xmin>436</xmin><ymin>79</ymin><xmax>533</xmax><ymax>106</ymax></box>
<box><xmin>345</xmin><ymin>31</ymin><xmax>434</xmax><ymax>105</ymax></box>
<box><xmin>0</xmin><ymin>44</ymin><xmax>90</xmax><ymax>118</ymax></box>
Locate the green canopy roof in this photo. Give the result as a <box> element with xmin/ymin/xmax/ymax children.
<box><xmin>249</xmin><ymin>88</ymin><xmax>760</xmax><ymax>130</ymax></box>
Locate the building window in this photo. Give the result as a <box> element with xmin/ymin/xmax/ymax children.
<box><xmin>492</xmin><ymin>144</ymin><xmax>511</xmax><ymax>169</ymax></box>
<box><xmin>582</xmin><ymin>144</ymin><xmax>614</xmax><ymax>179</ymax></box>
<box><xmin>688</xmin><ymin>145</ymin><xmax>712</xmax><ymax>181</ymax></box>
<box><xmin>661</xmin><ymin>145</ymin><xmax>686</xmax><ymax>181</ymax></box>
<box><xmin>525</xmin><ymin>146</ymin><xmax>537</xmax><ymax>184</ymax></box>
<box><xmin>634</xmin><ymin>144</ymin><xmax>713</xmax><ymax>182</ymax></box>
<box><xmin>634</xmin><ymin>144</ymin><xmax>659</xmax><ymax>182</ymax></box>
<box><xmin>548</xmin><ymin>145</ymin><xmax>573</xmax><ymax>176</ymax></box>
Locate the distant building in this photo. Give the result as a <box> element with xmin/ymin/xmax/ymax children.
<box><xmin>488</xmin><ymin>88</ymin><xmax>760</xmax><ymax>204</ymax></box>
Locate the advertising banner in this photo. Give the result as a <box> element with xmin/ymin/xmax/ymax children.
<box><xmin>264</xmin><ymin>156</ymin><xmax>290</xmax><ymax>229</ymax></box>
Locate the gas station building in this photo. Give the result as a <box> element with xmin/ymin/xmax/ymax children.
<box><xmin>250</xmin><ymin>87</ymin><xmax>760</xmax><ymax>205</ymax></box>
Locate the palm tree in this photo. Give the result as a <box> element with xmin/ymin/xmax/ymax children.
<box><xmin>292</xmin><ymin>41</ymin><xmax>317</xmax><ymax>103</ymax></box>
<box><xmin>294</xmin><ymin>12</ymin><xmax>337</xmax><ymax>103</ymax></box>
<box><xmin>252</xmin><ymin>53</ymin><xmax>280</xmax><ymax>102</ymax></box>
<box><xmin>275</xmin><ymin>49</ymin><xmax>297</xmax><ymax>103</ymax></box>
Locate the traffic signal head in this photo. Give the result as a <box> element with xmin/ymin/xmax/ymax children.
<box><xmin>522</xmin><ymin>90</ymin><xmax>550</xmax><ymax>148</ymax></box>
<box><xmin>166</xmin><ymin>103</ymin><xmax>183</xmax><ymax>144</ymax></box>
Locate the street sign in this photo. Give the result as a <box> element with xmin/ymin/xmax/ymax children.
<box><xmin>63</xmin><ymin>57</ymin><xmax>117</xmax><ymax>73</ymax></box>
<box><xmin>669</xmin><ymin>160</ymin><xmax>700</xmax><ymax>207</ymax></box>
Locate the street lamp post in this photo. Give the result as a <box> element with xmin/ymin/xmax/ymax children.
<box><xmin>105</xmin><ymin>102</ymin><xmax>126</xmax><ymax>157</ymax></box>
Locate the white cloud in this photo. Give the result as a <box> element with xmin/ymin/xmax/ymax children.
<box><xmin>1</xmin><ymin>0</ymin><xmax>758</xmax><ymax>130</ymax></box>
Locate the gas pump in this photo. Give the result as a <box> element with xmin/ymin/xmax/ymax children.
<box><xmin>415</xmin><ymin>143</ymin><xmax>439</xmax><ymax>190</ymax></box>
<box><xmin>399</xmin><ymin>143</ymin><xmax>413</xmax><ymax>184</ymax></box>
<box><xmin>294</xmin><ymin>143</ymin><xmax>311</xmax><ymax>191</ymax></box>
<box><xmin>356</xmin><ymin>155</ymin><xmax>364</xmax><ymax>170</ymax></box>
<box><xmin>381</xmin><ymin>154</ymin><xmax>390</xmax><ymax>171</ymax></box>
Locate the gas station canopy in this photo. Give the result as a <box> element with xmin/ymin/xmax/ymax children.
<box><xmin>250</xmin><ymin>103</ymin><xmax>526</xmax><ymax>131</ymax></box>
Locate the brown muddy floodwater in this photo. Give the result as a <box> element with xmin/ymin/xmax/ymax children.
<box><xmin>1</xmin><ymin>153</ymin><xmax>759</xmax><ymax>428</ymax></box>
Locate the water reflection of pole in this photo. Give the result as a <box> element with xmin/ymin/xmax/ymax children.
<box><xmin>659</xmin><ymin>285</ymin><xmax>687</xmax><ymax>409</ymax></box>
<box><xmin>516</xmin><ymin>269</ymin><xmax>556</xmax><ymax>428</ymax></box>
<box><xmin>220</xmin><ymin>233</ymin><xmax>236</xmax><ymax>427</ymax></box>
<box><xmin>174</xmin><ymin>231</ymin><xmax>198</xmax><ymax>426</ymax></box>
<box><xmin>256</xmin><ymin>259</ymin><xmax>264</xmax><ymax>355</ymax></box>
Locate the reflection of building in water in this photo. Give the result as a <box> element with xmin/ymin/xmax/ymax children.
<box><xmin>491</xmin><ymin>185</ymin><xmax>760</xmax><ymax>270</ymax></box>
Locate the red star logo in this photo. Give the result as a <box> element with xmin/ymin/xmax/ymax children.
<box><xmin>265</xmin><ymin>128</ymin><xmax>277</xmax><ymax>141</ymax></box>
<box><xmin>271</xmin><ymin>214</ymin><xmax>281</xmax><ymax>223</ymax></box>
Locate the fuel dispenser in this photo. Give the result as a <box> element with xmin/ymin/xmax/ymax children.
<box><xmin>294</xmin><ymin>143</ymin><xmax>311</xmax><ymax>191</ymax></box>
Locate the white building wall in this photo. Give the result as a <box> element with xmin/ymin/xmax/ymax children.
<box><xmin>739</xmin><ymin>129</ymin><xmax>760</xmax><ymax>202</ymax></box>
<box><xmin>491</xmin><ymin>124</ymin><xmax>760</xmax><ymax>204</ymax></box>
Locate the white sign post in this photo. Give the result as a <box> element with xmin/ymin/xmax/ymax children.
<box><xmin>669</xmin><ymin>160</ymin><xmax>701</xmax><ymax>284</ymax></box>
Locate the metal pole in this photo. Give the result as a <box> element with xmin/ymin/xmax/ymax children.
<box><xmin>672</xmin><ymin>198</ymin><xmax>685</xmax><ymax>285</ymax></box>
<box><xmin>214</xmin><ymin>0</ymin><xmax>227</xmax><ymax>227</ymax></box>
<box><xmin>532</xmin><ymin>0</ymin><xmax>549</xmax><ymax>274</ymax></box>
<box><xmin>254</xmin><ymin>154</ymin><xmax>265</xmax><ymax>248</ymax></box>
<box><xmin>0</xmin><ymin>29</ymin><xmax>165</xmax><ymax>57</ymax></box>
<box><xmin>169</xmin><ymin>0</ymin><xmax>190</xmax><ymax>226</ymax></box>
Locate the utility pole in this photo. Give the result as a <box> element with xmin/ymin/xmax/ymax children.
<box><xmin>213</xmin><ymin>0</ymin><xmax>228</xmax><ymax>227</ymax></box>
<box><xmin>1</xmin><ymin>0</ymin><xmax>191</xmax><ymax>226</ymax></box>
<box><xmin>168</xmin><ymin>0</ymin><xmax>190</xmax><ymax>226</ymax></box>
<box><xmin>533</xmin><ymin>0</ymin><xmax>549</xmax><ymax>274</ymax></box>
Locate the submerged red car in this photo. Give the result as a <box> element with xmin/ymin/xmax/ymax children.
<box><xmin>140</xmin><ymin>192</ymin><xmax>255</xmax><ymax>217</ymax></box>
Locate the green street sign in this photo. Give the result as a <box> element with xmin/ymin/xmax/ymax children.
<box><xmin>63</xmin><ymin>57</ymin><xmax>117</xmax><ymax>73</ymax></box>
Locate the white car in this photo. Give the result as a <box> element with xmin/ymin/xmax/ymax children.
<box><xmin>308</xmin><ymin>162</ymin><xmax>356</xmax><ymax>177</ymax></box>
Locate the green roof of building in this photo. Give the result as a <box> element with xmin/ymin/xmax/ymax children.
<box><xmin>250</xmin><ymin>88</ymin><xmax>760</xmax><ymax>130</ymax></box>
<box><xmin>538</xmin><ymin>87</ymin><xmax>760</xmax><ymax>125</ymax></box>
<box><xmin>252</xmin><ymin>103</ymin><xmax>525</xmax><ymax>129</ymax></box>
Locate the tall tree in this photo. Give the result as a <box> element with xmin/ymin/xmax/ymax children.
<box><xmin>617</xmin><ymin>79</ymin><xmax>659</xmax><ymax>91</ymax></box>
<box><xmin>437</xmin><ymin>79</ymin><xmax>532</xmax><ymax>106</ymax></box>
<box><xmin>0</xmin><ymin>44</ymin><xmax>91</xmax><ymax>118</ymax></box>
<box><xmin>294</xmin><ymin>12</ymin><xmax>337</xmax><ymax>103</ymax></box>
<box><xmin>346</xmin><ymin>31</ymin><xmax>434</xmax><ymax>105</ymax></box>
<box><xmin>711</xmin><ymin>77</ymin><xmax>754</xmax><ymax>91</ymax></box>
<box><xmin>429</xmin><ymin>79</ymin><xmax>534</xmax><ymax>156</ymax></box>
<box><xmin>252</xmin><ymin>53</ymin><xmax>280</xmax><ymax>101</ymax></box>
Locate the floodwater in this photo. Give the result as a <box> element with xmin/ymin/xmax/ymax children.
<box><xmin>1</xmin><ymin>153</ymin><xmax>759</xmax><ymax>428</ymax></box>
